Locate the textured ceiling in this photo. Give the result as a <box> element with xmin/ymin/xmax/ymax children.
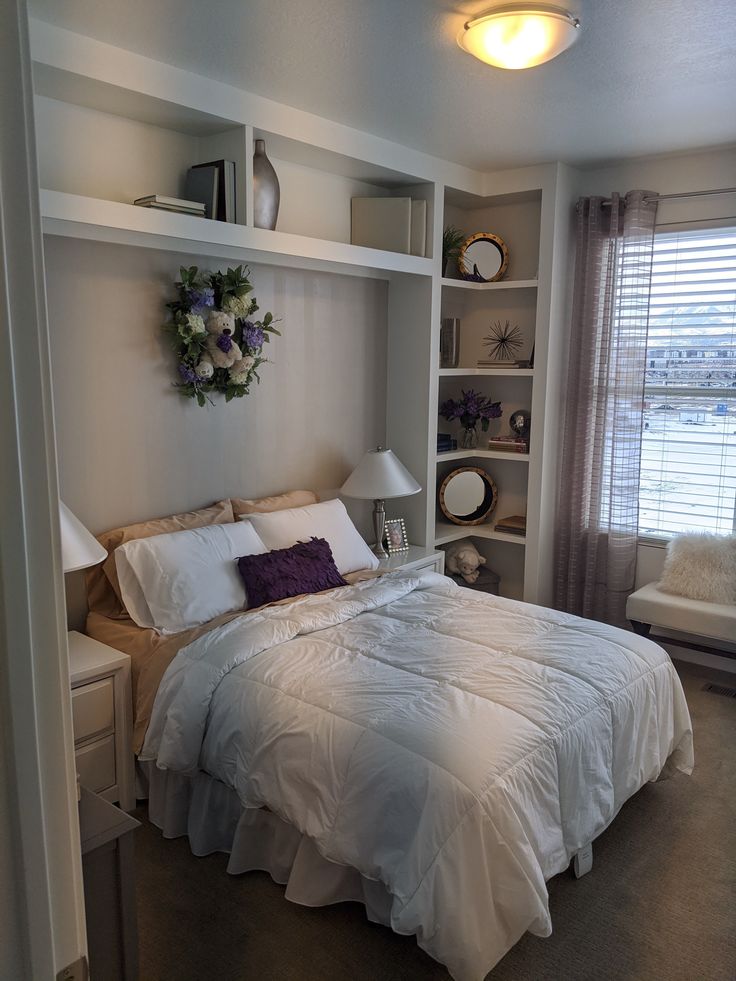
<box><xmin>28</xmin><ymin>0</ymin><xmax>736</xmax><ymax>171</ymax></box>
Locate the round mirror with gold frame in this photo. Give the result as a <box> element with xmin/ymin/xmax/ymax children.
<box><xmin>457</xmin><ymin>232</ymin><xmax>509</xmax><ymax>283</ymax></box>
<box><xmin>439</xmin><ymin>467</ymin><xmax>498</xmax><ymax>526</ymax></box>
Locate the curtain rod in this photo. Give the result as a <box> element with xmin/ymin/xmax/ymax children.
<box><xmin>601</xmin><ymin>186</ymin><xmax>736</xmax><ymax>206</ymax></box>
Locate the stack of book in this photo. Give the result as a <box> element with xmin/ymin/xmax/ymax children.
<box><xmin>487</xmin><ymin>435</ymin><xmax>529</xmax><ymax>454</ymax></box>
<box><xmin>134</xmin><ymin>195</ymin><xmax>205</xmax><ymax>217</ymax></box>
<box><xmin>437</xmin><ymin>433</ymin><xmax>458</xmax><ymax>453</ymax></box>
<box><xmin>495</xmin><ymin>514</ymin><xmax>526</xmax><ymax>535</ymax></box>
<box><xmin>476</xmin><ymin>359</ymin><xmax>531</xmax><ymax>369</ymax></box>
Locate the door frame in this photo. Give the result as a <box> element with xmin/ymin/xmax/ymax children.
<box><xmin>0</xmin><ymin>0</ymin><xmax>88</xmax><ymax>976</ymax></box>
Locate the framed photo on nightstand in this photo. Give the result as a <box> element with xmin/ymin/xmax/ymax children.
<box><xmin>384</xmin><ymin>517</ymin><xmax>409</xmax><ymax>553</ymax></box>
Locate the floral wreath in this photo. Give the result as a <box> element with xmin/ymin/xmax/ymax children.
<box><xmin>164</xmin><ymin>265</ymin><xmax>280</xmax><ymax>405</ymax></box>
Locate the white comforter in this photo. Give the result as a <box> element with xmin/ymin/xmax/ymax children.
<box><xmin>142</xmin><ymin>571</ymin><xmax>693</xmax><ymax>980</ymax></box>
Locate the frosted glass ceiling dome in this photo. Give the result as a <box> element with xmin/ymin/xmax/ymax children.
<box><xmin>459</xmin><ymin>4</ymin><xmax>581</xmax><ymax>70</ymax></box>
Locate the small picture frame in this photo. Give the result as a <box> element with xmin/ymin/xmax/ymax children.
<box><xmin>384</xmin><ymin>517</ymin><xmax>409</xmax><ymax>553</ymax></box>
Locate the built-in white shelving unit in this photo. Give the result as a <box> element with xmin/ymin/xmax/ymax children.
<box><xmin>30</xmin><ymin>19</ymin><xmax>574</xmax><ymax>605</ymax></box>
<box><xmin>432</xmin><ymin>188</ymin><xmax>536</xmax><ymax>596</ymax></box>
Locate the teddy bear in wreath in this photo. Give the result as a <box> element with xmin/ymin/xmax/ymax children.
<box><xmin>197</xmin><ymin>310</ymin><xmax>243</xmax><ymax>376</ymax></box>
<box><xmin>445</xmin><ymin>539</ymin><xmax>486</xmax><ymax>584</ymax></box>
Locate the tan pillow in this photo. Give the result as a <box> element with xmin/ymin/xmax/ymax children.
<box><xmin>86</xmin><ymin>499</ymin><xmax>235</xmax><ymax>617</ymax></box>
<box><xmin>231</xmin><ymin>489</ymin><xmax>318</xmax><ymax>519</ymax></box>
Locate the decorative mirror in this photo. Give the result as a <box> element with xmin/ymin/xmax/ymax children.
<box><xmin>457</xmin><ymin>232</ymin><xmax>509</xmax><ymax>283</ymax></box>
<box><xmin>439</xmin><ymin>467</ymin><xmax>498</xmax><ymax>526</ymax></box>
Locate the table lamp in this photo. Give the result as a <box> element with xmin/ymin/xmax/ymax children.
<box><xmin>60</xmin><ymin>501</ymin><xmax>107</xmax><ymax>572</ymax></box>
<box><xmin>341</xmin><ymin>446</ymin><xmax>421</xmax><ymax>557</ymax></box>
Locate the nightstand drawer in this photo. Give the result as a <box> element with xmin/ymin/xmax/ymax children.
<box><xmin>72</xmin><ymin>677</ymin><xmax>114</xmax><ymax>744</ymax></box>
<box><xmin>76</xmin><ymin>735</ymin><xmax>116</xmax><ymax>794</ymax></box>
<box><xmin>411</xmin><ymin>556</ymin><xmax>444</xmax><ymax>573</ymax></box>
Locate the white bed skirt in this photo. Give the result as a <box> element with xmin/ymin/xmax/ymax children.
<box><xmin>139</xmin><ymin>761</ymin><xmax>395</xmax><ymax>926</ymax></box>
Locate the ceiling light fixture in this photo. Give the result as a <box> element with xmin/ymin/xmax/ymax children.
<box><xmin>459</xmin><ymin>4</ymin><xmax>581</xmax><ymax>70</ymax></box>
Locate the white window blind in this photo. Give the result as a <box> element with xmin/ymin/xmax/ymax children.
<box><xmin>639</xmin><ymin>225</ymin><xmax>736</xmax><ymax>538</ymax></box>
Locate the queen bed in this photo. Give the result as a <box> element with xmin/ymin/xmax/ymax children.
<box><xmin>85</xmin><ymin>495</ymin><xmax>693</xmax><ymax>981</ymax></box>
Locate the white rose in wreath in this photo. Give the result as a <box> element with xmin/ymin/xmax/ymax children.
<box><xmin>228</xmin><ymin>355</ymin><xmax>255</xmax><ymax>386</ymax></box>
<box><xmin>186</xmin><ymin>313</ymin><xmax>206</xmax><ymax>334</ymax></box>
<box><xmin>222</xmin><ymin>294</ymin><xmax>253</xmax><ymax>319</ymax></box>
<box><xmin>195</xmin><ymin>357</ymin><xmax>214</xmax><ymax>380</ymax></box>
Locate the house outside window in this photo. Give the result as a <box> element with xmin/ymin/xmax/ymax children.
<box><xmin>639</xmin><ymin>224</ymin><xmax>736</xmax><ymax>539</ymax></box>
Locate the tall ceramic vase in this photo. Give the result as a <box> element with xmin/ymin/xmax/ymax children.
<box><xmin>253</xmin><ymin>138</ymin><xmax>280</xmax><ymax>230</ymax></box>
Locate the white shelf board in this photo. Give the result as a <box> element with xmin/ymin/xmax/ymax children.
<box><xmin>434</xmin><ymin>521</ymin><xmax>527</xmax><ymax>547</ymax></box>
<box><xmin>438</xmin><ymin>367</ymin><xmax>534</xmax><ymax>378</ymax></box>
<box><xmin>40</xmin><ymin>190</ymin><xmax>434</xmax><ymax>281</ymax></box>
<box><xmin>441</xmin><ymin>277</ymin><xmax>537</xmax><ymax>292</ymax></box>
<box><xmin>33</xmin><ymin>62</ymin><xmax>242</xmax><ymax>137</ymax></box>
<box><xmin>436</xmin><ymin>448</ymin><xmax>530</xmax><ymax>463</ymax></box>
<box><xmin>252</xmin><ymin>127</ymin><xmax>428</xmax><ymax>188</ymax></box>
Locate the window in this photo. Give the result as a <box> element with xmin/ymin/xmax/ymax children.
<box><xmin>639</xmin><ymin>225</ymin><xmax>736</xmax><ymax>538</ymax></box>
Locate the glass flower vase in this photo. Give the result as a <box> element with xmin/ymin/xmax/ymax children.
<box><xmin>461</xmin><ymin>426</ymin><xmax>478</xmax><ymax>449</ymax></box>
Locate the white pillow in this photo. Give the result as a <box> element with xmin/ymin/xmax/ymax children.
<box><xmin>115</xmin><ymin>520</ymin><xmax>267</xmax><ymax>634</ymax></box>
<box><xmin>244</xmin><ymin>498</ymin><xmax>378</xmax><ymax>575</ymax></box>
<box><xmin>659</xmin><ymin>533</ymin><xmax>736</xmax><ymax>605</ymax></box>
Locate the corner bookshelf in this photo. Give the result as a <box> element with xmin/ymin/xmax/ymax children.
<box><xmin>389</xmin><ymin>171</ymin><xmax>574</xmax><ymax>605</ymax></box>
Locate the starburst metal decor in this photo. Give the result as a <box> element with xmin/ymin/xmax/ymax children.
<box><xmin>483</xmin><ymin>320</ymin><xmax>523</xmax><ymax>361</ymax></box>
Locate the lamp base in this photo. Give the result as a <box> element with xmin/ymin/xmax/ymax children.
<box><xmin>372</xmin><ymin>499</ymin><xmax>388</xmax><ymax>558</ymax></box>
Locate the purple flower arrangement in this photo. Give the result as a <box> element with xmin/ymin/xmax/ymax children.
<box><xmin>241</xmin><ymin>322</ymin><xmax>265</xmax><ymax>350</ymax></box>
<box><xmin>439</xmin><ymin>389</ymin><xmax>502</xmax><ymax>432</ymax></box>
<box><xmin>164</xmin><ymin>264</ymin><xmax>281</xmax><ymax>406</ymax></box>
<box><xmin>189</xmin><ymin>286</ymin><xmax>215</xmax><ymax>315</ymax></box>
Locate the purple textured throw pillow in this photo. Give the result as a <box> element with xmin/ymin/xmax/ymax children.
<box><xmin>236</xmin><ymin>537</ymin><xmax>347</xmax><ymax>609</ymax></box>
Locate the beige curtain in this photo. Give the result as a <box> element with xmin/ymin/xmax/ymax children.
<box><xmin>555</xmin><ymin>191</ymin><xmax>658</xmax><ymax>626</ymax></box>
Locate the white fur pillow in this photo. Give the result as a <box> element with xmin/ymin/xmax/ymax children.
<box><xmin>659</xmin><ymin>533</ymin><xmax>736</xmax><ymax>606</ymax></box>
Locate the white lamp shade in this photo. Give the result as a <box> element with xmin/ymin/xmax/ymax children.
<box><xmin>459</xmin><ymin>5</ymin><xmax>581</xmax><ymax>70</ymax></box>
<box><xmin>60</xmin><ymin>501</ymin><xmax>107</xmax><ymax>572</ymax></box>
<box><xmin>341</xmin><ymin>447</ymin><xmax>421</xmax><ymax>501</ymax></box>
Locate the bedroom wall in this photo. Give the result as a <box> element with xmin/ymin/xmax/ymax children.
<box><xmin>577</xmin><ymin>144</ymin><xmax>736</xmax><ymax>219</ymax></box>
<box><xmin>45</xmin><ymin>237</ymin><xmax>388</xmax><ymax>621</ymax></box>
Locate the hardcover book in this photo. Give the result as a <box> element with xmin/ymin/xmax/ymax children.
<box><xmin>487</xmin><ymin>436</ymin><xmax>529</xmax><ymax>453</ymax></box>
<box><xmin>410</xmin><ymin>199</ymin><xmax>427</xmax><ymax>257</ymax></box>
<box><xmin>183</xmin><ymin>165</ymin><xmax>219</xmax><ymax>220</ymax></box>
<box><xmin>190</xmin><ymin>159</ymin><xmax>236</xmax><ymax>222</ymax></box>
<box><xmin>351</xmin><ymin>197</ymin><xmax>412</xmax><ymax>254</ymax></box>
<box><xmin>495</xmin><ymin>514</ymin><xmax>527</xmax><ymax>534</ymax></box>
<box><xmin>133</xmin><ymin>194</ymin><xmax>205</xmax><ymax>215</ymax></box>
<box><xmin>476</xmin><ymin>359</ymin><xmax>527</xmax><ymax>368</ymax></box>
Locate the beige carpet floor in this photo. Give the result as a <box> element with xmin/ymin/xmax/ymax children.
<box><xmin>133</xmin><ymin>661</ymin><xmax>736</xmax><ymax>980</ymax></box>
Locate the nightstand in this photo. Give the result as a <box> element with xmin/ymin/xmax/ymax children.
<box><xmin>68</xmin><ymin>631</ymin><xmax>135</xmax><ymax>811</ymax></box>
<box><xmin>378</xmin><ymin>544</ymin><xmax>445</xmax><ymax>575</ymax></box>
<box><xmin>79</xmin><ymin>787</ymin><xmax>140</xmax><ymax>981</ymax></box>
